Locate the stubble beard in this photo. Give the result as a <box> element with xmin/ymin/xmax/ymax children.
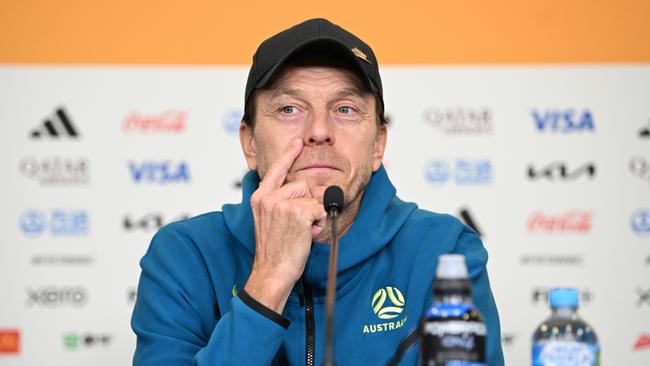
<box><xmin>311</xmin><ymin>164</ymin><xmax>372</xmax><ymax>244</ymax></box>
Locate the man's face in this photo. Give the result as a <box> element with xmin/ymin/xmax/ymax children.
<box><xmin>240</xmin><ymin>65</ymin><xmax>387</xmax><ymax>206</ymax></box>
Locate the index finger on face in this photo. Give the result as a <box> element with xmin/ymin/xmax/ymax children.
<box><xmin>258</xmin><ymin>138</ymin><xmax>303</xmax><ymax>192</ymax></box>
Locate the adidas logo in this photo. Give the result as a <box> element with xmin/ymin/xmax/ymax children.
<box><xmin>641</xmin><ymin>120</ymin><xmax>650</xmax><ymax>138</ymax></box>
<box><xmin>459</xmin><ymin>207</ymin><xmax>483</xmax><ymax>237</ymax></box>
<box><xmin>30</xmin><ymin>107</ymin><xmax>80</xmax><ymax>139</ymax></box>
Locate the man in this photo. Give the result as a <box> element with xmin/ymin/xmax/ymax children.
<box><xmin>131</xmin><ymin>18</ymin><xmax>504</xmax><ymax>365</ymax></box>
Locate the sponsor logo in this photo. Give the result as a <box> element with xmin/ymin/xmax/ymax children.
<box><xmin>351</xmin><ymin>47</ymin><xmax>372</xmax><ymax>64</ymax></box>
<box><xmin>127</xmin><ymin>287</ymin><xmax>137</xmax><ymax>304</ymax></box>
<box><xmin>520</xmin><ymin>254</ymin><xmax>584</xmax><ymax>267</ymax></box>
<box><xmin>122</xmin><ymin>110</ymin><xmax>186</xmax><ymax>133</ymax></box>
<box><xmin>31</xmin><ymin>255</ymin><xmax>93</xmax><ymax>266</ymax></box>
<box><xmin>223</xmin><ymin>109</ymin><xmax>243</xmax><ymax>134</ymax></box>
<box><xmin>532</xmin><ymin>109</ymin><xmax>595</xmax><ymax>133</ymax></box>
<box><xmin>30</xmin><ymin>107</ymin><xmax>79</xmax><ymax>139</ymax></box>
<box><xmin>20</xmin><ymin>209</ymin><xmax>89</xmax><ymax>236</ymax></box>
<box><xmin>26</xmin><ymin>286</ymin><xmax>88</xmax><ymax>308</ymax></box>
<box><xmin>363</xmin><ymin>286</ymin><xmax>408</xmax><ymax>334</ymax></box>
<box><xmin>458</xmin><ymin>207</ymin><xmax>484</xmax><ymax>237</ymax></box>
<box><xmin>531</xmin><ymin>287</ymin><xmax>593</xmax><ymax>306</ymax></box>
<box><xmin>423</xmin><ymin>107</ymin><xmax>493</xmax><ymax>134</ymax></box>
<box><xmin>528</xmin><ymin>161</ymin><xmax>596</xmax><ymax>181</ymax></box>
<box><xmin>123</xmin><ymin>213</ymin><xmax>190</xmax><ymax>231</ymax></box>
<box><xmin>527</xmin><ymin>210</ymin><xmax>592</xmax><ymax>234</ymax></box>
<box><xmin>630</xmin><ymin>156</ymin><xmax>650</xmax><ymax>182</ymax></box>
<box><xmin>128</xmin><ymin>161</ymin><xmax>190</xmax><ymax>184</ymax></box>
<box><xmin>63</xmin><ymin>333</ymin><xmax>111</xmax><ymax>351</ymax></box>
<box><xmin>637</xmin><ymin>288</ymin><xmax>650</xmax><ymax>307</ymax></box>
<box><xmin>536</xmin><ymin>342</ymin><xmax>595</xmax><ymax>364</ymax></box>
<box><xmin>502</xmin><ymin>332</ymin><xmax>517</xmax><ymax>347</ymax></box>
<box><xmin>0</xmin><ymin>330</ymin><xmax>19</xmax><ymax>354</ymax></box>
<box><xmin>424</xmin><ymin>159</ymin><xmax>492</xmax><ymax>185</ymax></box>
<box><xmin>631</xmin><ymin>209</ymin><xmax>650</xmax><ymax>236</ymax></box>
<box><xmin>640</xmin><ymin>120</ymin><xmax>650</xmax><ymax>138</ymax></box>
<box><xmin>20</xmin><ymin>157</ymin><xmax>90</xmax><ymax>185</ymax></box>
<box><xmin>634</xmin><ymin>334</ymin><xmax>650</xmax><ymax>351</ymax></box>
<box><xmin>232</xmin><ymin>170</ymin><xmax>250</xmax><ymax>190</ymax></box>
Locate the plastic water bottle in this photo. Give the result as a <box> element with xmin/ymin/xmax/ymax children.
<box><xmin>420</xmin><ymin>254</ymin><xmax>487</xmax><ymax>366</ymax></box>
<box><xmin>532</xmin><ymin>288</ymin><xmax>600</xmax><ymax>365</ymax></box>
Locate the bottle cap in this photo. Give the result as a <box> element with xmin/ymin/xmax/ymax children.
<box><xmin>549</xmin><ymin>288</ymin><xmax>580</xmax><ymax>308</ymax></box>
<box><xmin>436</xmin><ymin>254</ymin><xmax>469</xmax><ymax>279</ymax></box>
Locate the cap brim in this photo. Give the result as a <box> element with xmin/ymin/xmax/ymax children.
<box><xmin>254</xmin><ymin>37</ymin><xmax>379</xmax><ymax>94</ymax></box>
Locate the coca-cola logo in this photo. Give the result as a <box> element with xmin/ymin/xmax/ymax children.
<box><xmin>122</xmin><ymin>110</ymin><xmax>186</xmax><ymax>133</ymax></box>
<box><xmin>634</xmin><ymin>334</ymin><xmax>650</xmax><ymax>351</ymax></box>
<box><xmin>527</xmin><ymin>210</ymin><xmax>593</xmax><ymax>233</ymax></box>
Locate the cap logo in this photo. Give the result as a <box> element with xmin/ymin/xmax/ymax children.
<box><xmin>351</xmin><ymin>47</ymin><xmax>372</xmax><ymax>64</ymax></box>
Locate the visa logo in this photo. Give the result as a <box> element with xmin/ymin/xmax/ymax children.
<box><xmin>128</xmin><ymin>161</ymin><xmax>190</xmax><ymax>183</ymax></box>
<box><xmin>532</xmin><ymin>109</ymin><xmax>595</xmax><ymax>132</ymax></box>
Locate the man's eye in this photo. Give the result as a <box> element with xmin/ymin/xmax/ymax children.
<box><xmin>281</xmin><ymin>106</ymin><xmax>296</xmax><ymax>114</ymax></box>
<box><xmin>338</xmin><ymin>106</ymin><xmax>353</xmax><ymax>114</ymax></box>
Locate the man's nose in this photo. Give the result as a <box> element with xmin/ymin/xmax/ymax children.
<box><xmin>304</xmin><ymin>110</ymin><xmax>334</xmax><ymax>145</ymax></box>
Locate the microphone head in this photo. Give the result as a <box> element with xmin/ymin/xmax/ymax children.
<box><xmin>323</xmin><ymin>185</ymin><xmax>344</xmax><ymax>214</ymax></box>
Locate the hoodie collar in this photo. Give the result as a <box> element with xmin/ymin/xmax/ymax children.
<box><xmin>222</xmin><ymin>165</ymin><xmax>417</xmax><ymax>294</ymax></box>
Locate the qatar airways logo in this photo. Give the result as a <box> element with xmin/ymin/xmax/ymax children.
<box><xmin>122</xmin><ymin>110</ymin><xmax>186</xmax><ymax>133</ymax></box>
<box><xmin>527</xmin><ymin>210</ymin><xmax>593</xmax><ymax>234</ymax></box>
<box><xmin>423</xmin><ymin>107</ymin><xmax>493</xmax><ymax>134</ymax></box>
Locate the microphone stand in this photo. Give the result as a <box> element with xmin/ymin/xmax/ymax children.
<box><xmin>323</xmin><ymin>206</ymin><xmax>339</xmax><ymax>366</ymax></box>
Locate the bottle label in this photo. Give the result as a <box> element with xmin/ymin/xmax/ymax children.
<box><xmin>420</xmin><ymin>304</ymin><xmax>487</xmax><ymax>366</ymax></box>
<box><xmin>532</xmin><ymin>341</ymin><xmax>600</xmax><ymax>366</ymax></box>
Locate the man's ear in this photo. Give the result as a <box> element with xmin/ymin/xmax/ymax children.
<box><xmin>240</xmin><ymin>122</ymin><xmax>258</xmax><ymax>171</ymax></box>
<box><xmin>372</xmin><ymin>124</ymin><xmax>388</xmax><ymax>172</ymax></box>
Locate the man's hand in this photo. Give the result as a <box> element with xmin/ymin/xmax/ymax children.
<box><xmin>244</xmin><ymin>138</ymin><xmax>327</xmax><ymax>313</ymax></box>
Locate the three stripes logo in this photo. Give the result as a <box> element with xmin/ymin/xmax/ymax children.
<box><xmin>30</xmin><ymin>107</ymin><xmax>80</xmax><ymax>139</ymax></box>
<box><xmin>371</xmin><ymin>286</ymin><xmax>405</xmax><ymax>320</ymax></box>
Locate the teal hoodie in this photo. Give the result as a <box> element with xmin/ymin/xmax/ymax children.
<box><xmin>131</xmin><ymin>166</ymin><xmax>504</xmax><ymax>365</ymax></box>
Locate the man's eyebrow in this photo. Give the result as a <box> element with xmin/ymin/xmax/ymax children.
<box><xmin>267</xmin><ymin>86</ymin><xmax>367</xmax><ymax>101</ymax></box>
<box><xmin>268</xmin><ymin>87</ymin><xmax>304</xmax><ymax>100</ymax></box>
<box><xmin>332</xmin><ymin>87</ymin><xmax>367</xmax><ymax>100</ymax></box>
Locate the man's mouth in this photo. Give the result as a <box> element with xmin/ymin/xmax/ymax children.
<box><xmin>295</xmin><ymin>163</ymin><xmax>340</xmax><ymax>172</ymax></box>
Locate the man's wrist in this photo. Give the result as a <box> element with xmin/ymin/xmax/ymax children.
<box><xmin>238</xmin><ymin>289</ymin><xmax>291</xmax><ymax>329</ymax></box>
<box><xmin>244</xmin><ymin>271</ymin><xmax>294</xmax><ymax>314</ymax></box>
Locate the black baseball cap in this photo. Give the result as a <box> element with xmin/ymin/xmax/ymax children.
<box><xmin>244</xmin><ymin>18</ymin><xmax>384</xmax><ymax>109</ymax></box>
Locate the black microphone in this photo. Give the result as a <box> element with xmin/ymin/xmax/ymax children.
<box><xmin>323</xmin><ymin>185</ymin><xmax>344</xmax><ymax>217</ymax></box>
<box><xmin>323</xmin><ymin>185</ymin><xmax>344</xmax><ymax>366</ymax></box>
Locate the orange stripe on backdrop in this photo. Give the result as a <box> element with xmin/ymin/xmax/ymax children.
<box><xmin>0</xmin><ymin>0</ymin><xmax>649</xmax><ymax>64</ymax></box>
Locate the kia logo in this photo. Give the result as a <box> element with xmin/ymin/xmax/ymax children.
<box><xmin>528</xmin><ymin>162</ymin><xmax>596</xmax><ymax>181</ymax></box>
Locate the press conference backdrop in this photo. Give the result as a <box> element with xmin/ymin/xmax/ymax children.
<box><xmin>1</xmin><ymin>1</ymin><xmax>649</xmax><ymax>365</ymax></box>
